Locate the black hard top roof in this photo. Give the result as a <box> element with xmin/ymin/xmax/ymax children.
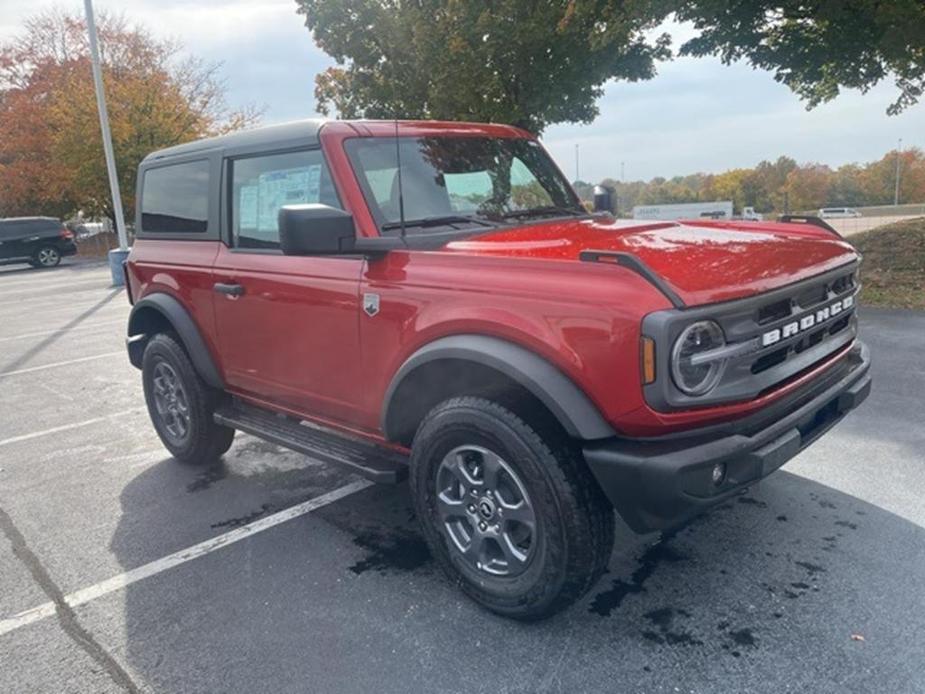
<box><xmin>142</xmin><ymin>119</ymin><xmax>326</xmax><ymax>163</ymax></box>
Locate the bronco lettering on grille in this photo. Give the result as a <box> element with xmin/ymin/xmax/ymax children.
<box><xmin>761</xmin><ymin>295</ymin><xmax>854</xmax><ymax>347</ymax></box>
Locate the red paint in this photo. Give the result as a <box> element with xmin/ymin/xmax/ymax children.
<box><xmin>442</xmin><ymin>218</ymin><xmax>857</xmax><ymax>306</ymax></box>
<box><xmin>127</xmin><ymin>120</ymin><xmax>862</xmax><ymax>442</ymax></box>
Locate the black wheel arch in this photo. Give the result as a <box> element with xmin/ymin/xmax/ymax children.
<box><xmin>381</xmin><ymin>335</ymin><xmax>616</xmax><ymax>445</ymax></box>
<box><xmin>127</xmin><ymin>293</ymin><xmax>224</xmax><ymax>389</ymax></box>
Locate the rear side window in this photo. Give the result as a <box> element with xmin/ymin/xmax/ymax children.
<box><xmin>141</xmin><ymin>160</ymin><xmax>210</xmax><ymax>234</ymax></box>
<box><xmin>230</xmin><ymin>149</ymin><xmax>340</xmax><ymax>249</ymax></box>
<box><xmin>0</xmin><ymin>222</ymin><xmax>18</xmax><ymax>240</ymax></box>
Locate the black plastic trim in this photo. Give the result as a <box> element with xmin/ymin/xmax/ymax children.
<box><xmin>126</xmin><ymin>293</ymin><xmax>224</xmax><ymax>388</ymax></box>
<box><xmin>583</xmin><ymin>341</ymin><xmax>870</xmax><ymax>533</ymax></box>
<box><xmin>579</xmin><ymin>250</ymin><xmax>686</xmax><ymax>309</ymax></box>
<box><xmin>381</xmin><ymin>334</ymin><xmax>616</xmax><ymax>441</ymax></box>
<box><xmin>641</xmin><ymin>260</ymin><xmax>860</xmax><ymax>410</ymax></box>
<box><xmin>778</xmin><ymin>215</ymin><xmax>841</xmax><ymax>237</ymax></box>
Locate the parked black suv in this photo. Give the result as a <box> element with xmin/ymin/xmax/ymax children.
<box><xmin>0</xmin><ymin>217</ymin><xmax>77</xmax><ymax>268</ymax></box>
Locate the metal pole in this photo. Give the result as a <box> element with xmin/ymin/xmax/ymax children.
<box><xmin>894</xmin><ymin>138</ymin><xmax>902</xmax><ymax>206</ymax></box>
<box><xmin>84</xmin><ymin>0</ymin><xmax>128</xmax><ymax>251</ymax></box>
<box><xmin>574</xmin><ymin>144</ymin><xmax>579</xmax><ymax>183</ymax></box>
<box><xmin>621</xmin><ymin>161</ymin><xmax>625</xmax><ymax>182</ymax></box>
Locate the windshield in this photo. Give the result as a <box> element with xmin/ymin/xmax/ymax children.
<box><xmin>344</xmin><ymin>136</ymin><xmax>585</xmax><ymax>235</ymax></box>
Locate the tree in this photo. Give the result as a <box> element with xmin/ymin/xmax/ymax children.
<box><xmin>296</xmin><ymin>0</ymin><xmax>671</xmax><ymax>133</ymax></box>
<box><xmin>860</xmin><ymin>148</ymin><xmax>925</xmax><ymax>205</ymax></box>
<box><xmin>0</xmin><ymin>9</ymin><xmax>259</xmax><ymax>221</ymax></box>
<box><xmin>675</xmin><ymin>1</ymin><xmax>925</xmax><ymax>115</ymax></box>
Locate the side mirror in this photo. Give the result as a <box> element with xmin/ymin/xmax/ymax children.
<box><xmin>593</xmin><ymin>185</ymin><xmax>615</xmax><ymax>213</ymax></box>
<box><xmin>278</xmin><ymin>204</ymin><xmax>357</xmax><ymax>255</ymax></box>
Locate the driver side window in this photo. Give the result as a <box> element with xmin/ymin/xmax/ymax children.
<box><xmin>230</xmin><ymin>149</ymin><xmax>341</xmax><ymax>249</ymax></box>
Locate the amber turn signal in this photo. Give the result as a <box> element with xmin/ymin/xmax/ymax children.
<box><xmin>641</xmin><ymin>336</ymin><xmax>656</xmax><ymax>385</ymax></box>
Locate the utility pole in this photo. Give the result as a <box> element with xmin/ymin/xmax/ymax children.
<box><xmin>575</xmin><ymin>144</ymin><xmax>580</xmax><ymax>183</ymax></box>
<box><xmin>894</xmin><ymin>138</ymin><xmax>903</xmax><ymax>206</ymax></box>
<box><xmin>621</xmin><ymin>161</ymin><xmax>625</xmax><ymax>182</ymax></box>
<box><xmin>84</xmin><ymin>0</ymin><xmax>131</xmax><ymax>285</ymax></box>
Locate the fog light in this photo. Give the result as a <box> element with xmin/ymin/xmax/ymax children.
<box><xmin>711</xmin><ymin>463</ymin><xmax>726</xmax><ymax>486</ymax></box>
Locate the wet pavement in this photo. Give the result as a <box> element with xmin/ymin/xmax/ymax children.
<box><xmin>1</xmin><ymin>261</ymin><xmax>923</xmax><ymax>693</ymax></box>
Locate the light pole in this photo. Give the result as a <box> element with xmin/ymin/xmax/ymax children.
<box><xmin>575</xmin><ymin>144</ymin><xmax>580</xmax><ymax>183</ymax></box>
<box><xmin>84</xmin><ymin>0</ymin><xmax>130</xmax><ymax>285</ymax></box>
<box><xmin>894</xmin><ymin>138</ymin><xmax>903</xmax><ymax>206</ymax></box>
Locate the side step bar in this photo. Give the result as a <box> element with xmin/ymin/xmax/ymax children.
<box><xmin>214</xmin><ymin>401</ymin><xmax>408</xmax><ymax>484</ymax></box>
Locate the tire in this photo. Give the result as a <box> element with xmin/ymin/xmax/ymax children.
<box><xmin>409</xmin><ymin>396</ymin><xmax>614</xmax><ymax>620</ymax></box>
<box><xmin>33</xmin><ymin>246</ymin><xmax>61</xmax><ymax>268</ymax></box>
<box><xmin>142</xmin><ymin>333</ymin><xmax>234</xmax><ymax>464</ymax></box>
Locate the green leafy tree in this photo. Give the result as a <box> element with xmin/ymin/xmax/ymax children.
<box><xmin>675</xmin><ymin>0</ymin><xmax>925</xmax><ymax>115</ymax></box>
<box><xmin>297</xmin><ymin>0</ymin><xmax>671</xmax><ymax>133</ymax></box>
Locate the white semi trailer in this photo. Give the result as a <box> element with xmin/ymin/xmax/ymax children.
<box><xmin>633</xmin><ymin>201</ymin><xmax>734</xmax><ymax>221</ymax></box>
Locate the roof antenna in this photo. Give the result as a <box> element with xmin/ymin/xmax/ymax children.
<box><xmin>394</xmin><ymin>118</ymin><xmax>407</xmax><ymax>241</ymax></box>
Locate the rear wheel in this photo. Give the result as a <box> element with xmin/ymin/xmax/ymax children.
<box><xmin>142</xmin><ymin>333</ymin><xmax>234</xmax><ymax>464</ymax></box>
<box><xmin>410</xmin><ymin>397</ymin><xmax>614</xmax><ymax>620</ymax></box>
<box><xmin>33</xmin><ymin>246</ymin><xmax>61</xmax><ymax>268</ymax></box>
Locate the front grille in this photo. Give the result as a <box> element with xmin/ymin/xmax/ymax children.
<box><xmin>642</xmin><ymin>262</ymin><xmax>860</xmax><ymax>411</ymax></box>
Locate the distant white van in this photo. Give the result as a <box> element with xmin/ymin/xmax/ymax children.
<box><xmin>819</xmin><ymin>207</ymin><xmax>862</xmax><ymax>219</ymax></box>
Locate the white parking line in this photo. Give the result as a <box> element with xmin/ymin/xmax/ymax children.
<box><xmin>0</xmin><ymin>275</ymin><xmax>108</xmax><ymax>292</ymax></box>
<box><xmin>0</xmin><ymin>351</ymin><xmax>123</xmax><ymax>378</ymax></box>
<box><xmin>0</xmin><ymin>319</ymin><xmax>124</xmax><ymax>343</ymax></box>
<box><xmin>0</xmin><ymin>409</ymin><xmax>146</xmax><ymax>448</ymax></box>
<box><xmin>0</xmin><ymin>479</ymin><xmax>372</xmax><ymax>637</ymax></box>
<box><xmin>0</xmin><ymin>279</ymin><xmax>112</xmax><ymax>300</ymax></box>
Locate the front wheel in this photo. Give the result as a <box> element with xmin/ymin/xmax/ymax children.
<box><xmin>410</xmin><ymin>397</ymin><xmax>614</xmax><ymax>620</ymax></box>
<box><xmin>142</xmin><ymin>333</ymin><xmax>234</xmax><ymax>464</ymax></box>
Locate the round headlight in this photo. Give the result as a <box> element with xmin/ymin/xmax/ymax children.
<box><xmin>671</xmin><ymin>320</ymin><xmax>727</xmax><ymax>396</ymax></box>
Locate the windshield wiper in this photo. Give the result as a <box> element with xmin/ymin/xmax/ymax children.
<box><xmin>501</xmin><ymin>205</ymin><xmax>586</xmax><ymax>220</ymax></box>
<box><xmin>381</xmin><ymin>215</ymin><xmax>495</xmax><ymax>231</ymax></box>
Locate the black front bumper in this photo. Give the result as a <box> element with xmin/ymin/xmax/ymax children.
<box><xmin>584</xmin><ymin>342</ymin><xmax>871</xmax><ymax>534</ymax></box>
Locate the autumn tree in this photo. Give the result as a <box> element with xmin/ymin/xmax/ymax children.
<box><xmin>580</xmin><ymin>148</ymin><xmax>924</xmax><ymax>215</ymax></box>
<box><xmin>0</xmin><ymin>9</ymin><xmax>259</xmax><ymax>221</ymax></box>
<box><xmin>296</xmin><ymin>0</ymin><xmax>671</xmax><ymax>133</ymax></box>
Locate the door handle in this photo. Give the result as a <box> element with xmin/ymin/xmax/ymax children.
<box><xmin>213</xmin><ymin>282</ymin><xmax>245</xmax><ymax>297</ymax></box>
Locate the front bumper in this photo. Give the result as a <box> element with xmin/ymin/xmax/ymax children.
<box><xmin>584</xmin><ymin>341</ymin><xmax>871</xmax><ymax>533</ymax></box>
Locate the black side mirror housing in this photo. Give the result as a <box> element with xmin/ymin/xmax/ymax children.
<box><xmin>593</xmin><ymin>185</ymin><xmax>615</xmax><ymax>213</ymax></box>
<box><xmin>278</xmin><ymin>204</ymin><xmax>357</xmax><ymax>255</ymax></box>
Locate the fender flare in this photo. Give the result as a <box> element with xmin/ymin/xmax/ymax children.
<box><xmin>382</xmin><ymin>335</ymin><xmax>616</xmax><ymax>441</ymax></box>
<box><xmin>127</xmin><ymin>293</ymin><xmax>224</xmax><ymax>389</ymax></box>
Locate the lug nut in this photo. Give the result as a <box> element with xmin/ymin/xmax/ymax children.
<box><xmin>467</xmin><ymin>504</ymin><xmax>476</xmax><ymax>514</ymax></box>
<box><xmin>478</xmin><ymin>521</ymin><xmax>487</xmax><ymax>531</ymax></box>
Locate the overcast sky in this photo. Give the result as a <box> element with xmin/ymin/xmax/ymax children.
<box><xmin>1</xmin><ymin>0</ymin><xmax>922</xmax><ymax>182</ymax></box>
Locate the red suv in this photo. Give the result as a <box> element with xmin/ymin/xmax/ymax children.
<box><xmin>125</xmin><ymin>120</ymin><xmax>870</xmax><ymax>619</ymax></box>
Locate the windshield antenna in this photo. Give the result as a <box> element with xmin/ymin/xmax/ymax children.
<box><xmin>394</xmin><ymin>118</ymin><xmax>407</xmax><ymax>240</ymax></box>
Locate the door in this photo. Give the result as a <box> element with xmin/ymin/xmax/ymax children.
<box><xmin>0</xmin><ymin>221</ymin><xmax>27</xmax><ymax>260</ymax></box>
<box><xmin>0</xmin><ymin>223</ymin><xmax>14</xmax><ymax>260</ymax></box>
<box><xmin>212</xmin><ymin>147</ymin><xmax>365</xmax><ymax>425</ymax></box>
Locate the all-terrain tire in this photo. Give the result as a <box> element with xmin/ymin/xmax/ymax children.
<box><xmin>409</xmin><ymin>396</ymin><xmax>614</xmax><ymax>620</ymax></box>
<box><xmin>142</xmin><ymin>333</ymin><xmax>234</xmax><ymax>464</ymax></box>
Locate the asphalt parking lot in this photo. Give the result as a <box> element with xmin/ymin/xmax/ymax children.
<box><xmin>1</xmin><ymin>260</ymin><xmax>923</xmax><ymax>694</ymax></box>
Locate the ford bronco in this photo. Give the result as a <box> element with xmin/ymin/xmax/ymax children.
<box><xmin>125</xmin><ymin>120</ymin><xmax>871</xmax><ymax>620</ymax></box>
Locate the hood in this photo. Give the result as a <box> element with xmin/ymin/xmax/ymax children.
<box><xmin>442</xmin><ymin>217</ymin><xmax>859</xmax><ymax>306</ymax></box>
